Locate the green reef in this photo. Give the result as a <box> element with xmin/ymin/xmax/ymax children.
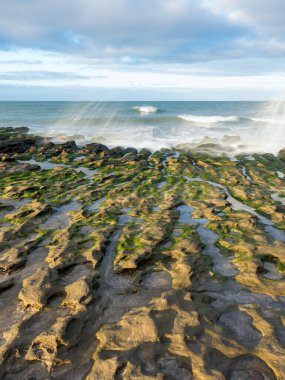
<box><xmin>0</xmin><ymin>127</ymin><xmax>284</xmax><ymax>379</ymax></box>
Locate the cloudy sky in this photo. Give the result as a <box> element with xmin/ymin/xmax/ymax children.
<box><xmin>0</xmin><ymin>0</ymin><xmax>284</xmax><ymax>100</ymax></box>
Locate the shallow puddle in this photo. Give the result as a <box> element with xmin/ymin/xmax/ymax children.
<box><xmin>202</xmin><ymin>279</ymin><xmax>285</xmax><ymax>311</ymax></box>
<box><xmin>241</xmin><ymin>166</ymin><xmax>253</xmax><ymax>182</ymax></box>
<box><xmin>177</xmin><ymin>204</ymin><xmax>209</xmax><ymax>225</ymax></box>
<box><xmin>40</xmin><ymin>200</ymin><xmax>81</xmax><ymax>229</ymax></box>
<box><xmin>157</xmin><ymin>181</ymin><xmax>167</xmax><ymax>189</ymax></box>
<box><xmin>19</xmin><ymin>159</ymin><xmax>66</xmax><ymax>170</ymax></box>
<box><xmin>271</xmin><ymin>192</ymin><xmax>285</xmax><ymax>206</ymax></box>
<box><xmin>119</xmin><ymin>213</ymin><xmax>144</xmax><ymax>225</ymax></box>
<box><xmin>262</xmin><ymin>262</ymin><xmax>284</xmax><ymax>281</ymax></box>
<box><xmin>86</xmin><ymin>197</ymin><xmax>106</xmax><ymax>212</ymax></box>
<box><xmin>197</xmin><ymin>226</ymin><xmax>238</xmax><ymax>277</ymax></box>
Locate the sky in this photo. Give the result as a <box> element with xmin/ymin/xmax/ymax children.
<box><xmin>0</xmin><ymin>0</ymin><xmax>285</xmax><ymax>100</ymax></box>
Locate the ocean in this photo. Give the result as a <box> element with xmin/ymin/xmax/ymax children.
<box><xmin>0</xmin><ymin>101</ymin><xmax>284</xmax><ymax>155</ymax></box>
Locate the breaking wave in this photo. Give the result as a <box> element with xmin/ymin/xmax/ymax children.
<box><xmin>133</xmin><ymin>106</ymin><xmax>158</xmax><ymax>114</ymax></box>
<box><xmin>177</xmin><ymin>114</ymin><xmax>240</xmax><ymax>124</ymax></box>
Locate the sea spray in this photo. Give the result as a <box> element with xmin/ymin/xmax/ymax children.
<box><xmin>253</xmin><ymin>101</ymin><xmax>285</xmax><ymax>155</ymax></box>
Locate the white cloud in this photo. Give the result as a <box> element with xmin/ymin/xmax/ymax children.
<box><xmin>0</xmin><ymin>49</ymin><xmax>284</xmax><ymax>97</ymax></box>
<box><xmin>0</xmin><ymin>0</ymin><xmax>247</xmax><ymax>62</ymax></box>
<box><xmin>0</xmin><ymin>1</ymin><xmax>284</xmax><ymax>99</ymax></box>
<box><xmin>203</xmin><ymin>0</ymin><xmax>285</xmax><ymax>36</ymax></box>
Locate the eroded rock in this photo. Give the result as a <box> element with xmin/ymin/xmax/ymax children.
<box><xmin>18</xmin><ymin>267</ymin><xmax>59</xmax><ymax>310</ymax></box>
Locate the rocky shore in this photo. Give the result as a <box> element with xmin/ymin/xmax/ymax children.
<box><xmin>0</xmin><ymin>127</ymin><xmax>285</xmax><ymax>379</ymax></box>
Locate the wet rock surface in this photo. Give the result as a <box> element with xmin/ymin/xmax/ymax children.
<box><xmin>0</xmin><ymin>127</ymin><xmax>285</xmax><ymax>379</ymax></box>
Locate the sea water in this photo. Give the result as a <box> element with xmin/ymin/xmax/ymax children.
<box><xmin>0</xmin><ymin>101</ymin><xmax>284</xmax><ymax>154</ymax></box>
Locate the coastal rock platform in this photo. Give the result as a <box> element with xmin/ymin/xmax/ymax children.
<box><xmin>0</xmin><ymin>127</ymin><xmax>285</xmax><ymax>379</ymax></box>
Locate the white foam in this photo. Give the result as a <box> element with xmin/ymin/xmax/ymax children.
<box><xmin>178</xmin><ymin>114</ymin><xmax>239</xmax><ymax>124</ymax></box>
<box><xmin>133</xmin><ymin>106</ymin><xmax>158</xmax><ymax>114</ymax></box>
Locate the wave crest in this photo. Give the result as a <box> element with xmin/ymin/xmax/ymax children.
<box><xmin>133</xmin><ymin>106</ymin><xmax>158</xmax><ymax>114</ymax></box>
<box><xmin>178</xmin><ymin>114</ymin><xmax>239</xmax><ymax>124</ymax></box>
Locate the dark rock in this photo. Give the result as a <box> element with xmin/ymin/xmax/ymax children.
<box><xmin>79</xmin><ymin>142</ymin><xmax>109</xmax><ymax>155</ymax></box>
<box><xmin>108</xmin><ymin>146</ymin><xmax>125</xmax><ymax>158</ymax></box>
<box><xmin>0</xmin><ymin>137</ymin><xmax>38</xmax><ymax>154</ymax></box>
<box><xmin>123</xmin><ymin>147</ymin><xmax>138</xmax><ymax>156</ymax></box>
<box><xmin>0</xmin><ymin>127</ymin><xmax>29</xmax><ymax>138</ymax></box>
<box><xmin>0</xmin><ymin>127</ymin><xmax>43</xmax><ymax>154</ymax></box>
<box><xmin>58</xmin><ymin>140</ymin><xmax>78</xmax><ymax>153</ymax></box>
<box><xmin>38</xmin><ymin>142</ymin><xmax>56</xmax><ymax>154</ymax></box>
<box><xmin>138</xmin><ymin>148</ymin><xmax>152</xmax><ymax>159</ymax></box>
